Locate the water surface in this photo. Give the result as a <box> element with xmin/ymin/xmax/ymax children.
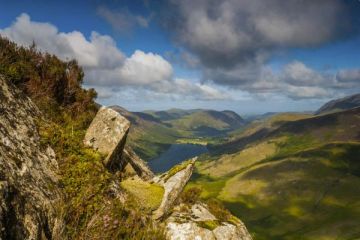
<box><xmin>148</xmin><ymin>144</ymin><xmax>208</xmax><ymax>173</ymax></box>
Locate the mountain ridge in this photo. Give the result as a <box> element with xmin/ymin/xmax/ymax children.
<box><xmin>316</xmin><ymin>93</ymin><xmax>360</xmax><ymax>115</ymax></box>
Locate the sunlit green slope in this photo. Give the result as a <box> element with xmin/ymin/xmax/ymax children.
<box><xmin>189</xmin><ymin>108</ymin><xmax>360</xmax><ymax>240</ymax></box>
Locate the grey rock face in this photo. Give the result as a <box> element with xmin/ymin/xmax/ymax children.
<box><xmin>153</xmin><ymin>158</ymin><xmax>196</xmax><ymax>220</ymax></box>
<box><xmin>84</xmin><ymin>106</ymin><xmax>130</xmax><ymax>171</ymax></box>
<box><xmin>122</xmin><ymin>147</ymin><xmax>154</xmax><ymax>181</ymax></box>
<box><xmin>166</xmin><ymin>203</ymin><xmax>253</xmax><ymax>240</ymax></box>
<box><xmin>0</xmin><ymin>77</ymin><xmax>63</xmax><ymax>239</ymax></box>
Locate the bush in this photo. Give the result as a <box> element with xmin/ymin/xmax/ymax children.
<box><xmin>0</xmin><ymin>36</ymin><xmax>98</xmax><ymax>121</ymax></box>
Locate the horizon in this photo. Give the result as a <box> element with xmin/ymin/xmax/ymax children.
<box><xmin>1</xmin><ymin>0</ymin><xmax>360</xmax><ymax>114</ymax></box>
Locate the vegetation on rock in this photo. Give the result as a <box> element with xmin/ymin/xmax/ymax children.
<box><xmin>0</xmin><ymin>37</ymin><xmax>164</xmax><ymax>239</ymax></box>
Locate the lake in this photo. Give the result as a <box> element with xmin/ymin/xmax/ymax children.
<box><xmin>148</xmin><ymin>143</ymin><xmax>208</xmax><ymax>173</ymax></box>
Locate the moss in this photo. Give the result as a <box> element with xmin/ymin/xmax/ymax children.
<box><xmin>37</xmin><ymin>104</ymin><xmax>164</xmax><ymax>239</ymax></box>
<box><xmin>197</xmin><ymin>220</ymin><xmax>220</xmax><ymax>230</ymax></box>
<box><xmin>164</xmin><ymin>159</ymin><xmax>193</xmax><ymax>181</ymax></box>
<box><xmin>121</xmin><ymin>178</ymin><xmax>164</xmax><ymax>210</ymax></box>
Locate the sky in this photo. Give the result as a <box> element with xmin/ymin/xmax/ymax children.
<box><xmin>0</xmin><ymin>0</ymin><xmax>360</xmax><ymax>114</ymax></box>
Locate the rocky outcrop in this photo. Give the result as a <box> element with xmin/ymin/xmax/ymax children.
<box><xmin>84</xmin><ymin>106</ymin><xmax>130</xmax><ymax>171</ymax></box>
<box><xmin>0</xmin><ymin>77</ymin><xmax>63</xmax><ymax>239</ymax></box>
<box><xmin>153</xmin><ymin>158</ymin><xmax>196</xmax><ymax>220</ymax></box>
<box><xmin>83</xmin><ymin>107</ymin><xmax>252</xmax><ymax>239</ymax></box>
<box><xmin>166</xmin><ymin>203</ymin><xmax>252</xmax><ymax>240</ymax></box>
<box><xmin>122</xmin><ymin>147</ymin><xmax>154</xmax><ymax>181</ymax></box>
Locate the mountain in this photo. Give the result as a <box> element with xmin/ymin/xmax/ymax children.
<box><xmin>110</xmin><ymin>106</ymin><xmax>180</xmax><ymax>160</ymax></box>
<box><xmin>316</xmin><ymin>93</ymin><xmax>360</xmax><ymax>115</ymax></box>
<box><xmin>144</xmin><ymin>108</ymin><xmax>199</xmax><ymax>121</ymax></box>
<box><xmin>110</xmin><ymin>106</ymin><xmax>246</xmax><ymax>159</ymax></box>
<box><xmin>189</xmin><ymin>108</ymin><xmax>360</xmax><ymax>239</ymax></box>
<box><xmin>159</xmin><ymin>109</ymin><xmax>246</xmax><ymax>137</ymax></box>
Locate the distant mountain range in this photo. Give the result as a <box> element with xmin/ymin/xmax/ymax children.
<box><xmin>110</xmin><ymin>106</ymin><xmax>245</xmax><ymax>159</ymax></box>
<box><xmin>316</xmin><ymin>93</ymin><xmax>360</xmax><ymax>115</ymax></box>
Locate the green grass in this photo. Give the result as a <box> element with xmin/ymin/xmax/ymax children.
<box><xmin>121</xmin><ymin>178</ymin><xmax>164</xmax><ymax>210</ymax></box>
<box><xmin>197</xmin><ymin>140</ymin><xmax>278</xmax><ymax>178</ymax></box>
<box><xmin>162</xmin><ymin>159</ymin><xmax>194</xmax><ymax>181</ymax></box>
<box><xmin>38</xmin><ymin>111</ymin><xmax>166</xmax><ymax>239</ymax></box>
<box><xmin>189</xmin><ymin>136</ymin><xmax>360</xmax><ymax>239</ymax></box>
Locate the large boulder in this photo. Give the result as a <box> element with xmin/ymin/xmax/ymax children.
<box><xmin>153</xmin><ymin>158</ymin><xmax>196</xmax><ymax>220</ymax></box>
<box><xmin>84</xmin><ymin>106</ymin><xmax>130</xmax><ymax>171</ymax></box>
<box><xmin>166</xmin><ymin>203</ymin><xmax>253</xmax><ymax>240</ymax></box>
<box><xmin>122</xmin><ymin>147</ymin><xmax>154</xmax><ymax>181</ymax></box>
<box><xmin>0</xmin><ymin>77</ymin><xmax>63</xmax><ymax>239</ymax></box>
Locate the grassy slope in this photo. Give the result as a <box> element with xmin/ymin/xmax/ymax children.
<box><xmin>0</xmin><ymin>37</ymin><xmax>165</xmax><ymax>239</ymax></box>
<box><xmin>165</xmin><ymin>110</ymin><xmax>245</xmax><ymax>137</ymax></box>
<box><xmin>188</xmin><ymin>109</ymin><xmax>360</xmax><ymax>239</ymax></box>
<box><xmin>112</xmin><ymin>107</ymin><xmax>246</xmax><ymax>160</ymax></box>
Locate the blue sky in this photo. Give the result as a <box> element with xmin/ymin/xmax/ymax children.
<box><xmin>0</xmin><ymin>0</ymin><xmax>360</xmax><ymax>114</ymax></box>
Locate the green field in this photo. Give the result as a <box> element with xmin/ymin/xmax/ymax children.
<box><xmin>188</xmin><ymin>109</ymin><xmax>360</xmax><ymax>239</ymax></box>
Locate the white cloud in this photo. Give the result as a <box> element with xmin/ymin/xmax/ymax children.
<box><xmin>283</xmin><ymin>61</ymin><xmax>326</xmax><ymax>86</ymax></box>
<box><xmin>119</xmin><ymin>50</ymin><xmax>173</xmax><ymax>85</ymax></box>
<box><xmin>285</xmin><ymin>86</ymin><xmax>330</xmax><ymax>99</ymax></box>
<box><xmin>0</xmin><ymin>13</ymin><xmax>225</xmax><ymax>101</ymax></box>
<box><xmin>0</xmin><ymin>13</ymin><xmax>126</xmax><ymax>69</ymax></box>
<box><xmin>336</xmin><ymin>69</ymin><xmax>360</xmax><ymax>82</ymax></box>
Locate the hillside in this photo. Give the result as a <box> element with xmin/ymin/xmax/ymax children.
<box><xmin>110</xmin><ymin>105</ymin><xmax>180</xmax><ymax>160</ymax></box>
<box><xmin>212</xmin><ymin>112</ymin><xmax>312</xmax><ymax>155</ymax></box>
<box><xmin>168</xmin><ymin>110</ymin><xmax>245</xmax><ymax>136</ymax></box>
<box><xmin>110</xmin><ymin>106</ymin><xmax>246</xmax><ymax>159</ymax></box>
<box><xmin>189</xmin><ymin>108</ymin><xmax>360</xmax><ymax>239</ymax></box>
<box><xmin>316</xmin><ymin>93</ymin><xmax>360</xmax><ymax>115</ymax></box>
<box><xmin>0</xmin><ymin>37</ymin><xmax>252</xmax><ymax>240</ymax></box>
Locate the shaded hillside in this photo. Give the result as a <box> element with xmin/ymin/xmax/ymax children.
<box><xmin>145</xmin><ymin>108</ymin><xmax>199</xmax><ymax>121</ymax></box>
<box><xmin>211</xmin><ymin>112</ymin><xmax>312</xmax><ymax>155</ymax></box>
<box><xmin>316</xmin><ymin>93</ymin><xmax>360</xmax><ymax>115</ymax></box>
<box><xmin>189</xmin><ymin>108</ymin><xmax>360</xmax><ymax>239</ymax></box>
<box><xmin>164</xmin><ymin>109</ymin><xmax>245</xmax><ymax>137</ymax></box>
<box><xmin>110</xmin><ymin>106</ymin><xmax>180</xmax><ymax>160</ymax></box>
<box><xmin>110</xmin><ymin>106</ymin><xmax>246</xmax><ymax>159</ymax></box>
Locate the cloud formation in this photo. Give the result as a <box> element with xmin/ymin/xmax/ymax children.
<box><xmin>97</xmin><ymin>6</ymin><xmax>152</xmax><ymax>34</ymax></box>
<box><xmin>0</xmin><ymin>13</ymin><xmax>225</xmax><ymax>101</ymax></box>
<box><xmin>162</xmin><ymin>0</ymin><xmax>349</xmax><ymax>68</ymax></box>
<box><xmin>159</xmin><ymin>0</ymin><xmax>359</xmax><ymax>100</ymax></box>
<box><xmin>0</xmin><ymin>13</ymin><xmax>125</xmax><ymax>69</ymax></box>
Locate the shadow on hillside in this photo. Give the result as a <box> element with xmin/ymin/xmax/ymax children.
<box><xmin>222</xmin><ymin>149</ymin><xmax>360</xmax><ymax>240</ymax></box>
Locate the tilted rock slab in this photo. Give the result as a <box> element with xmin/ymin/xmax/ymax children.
<box><xmin>166</xmin><ymin>203</ymin><xmax>253</xmax><ymax>240</ymax></box>
<box><xmin>0</xmin><ymin>77</ymin><xmax>63</xmax><ymax>239</ymax></box>
<box><xmin>153</xmin><ymin>158</ymin><xmax>196</xmax><ymax>220</ymax></box>
<box><xmin>122</xmin><ymin>146</ymin><xmax>154</xmax><ymax>181</ymax></box>
<box><xmin>84</xmin><ymin>106</ymin><xmax>130</xmax><ymax>171</ymax></box>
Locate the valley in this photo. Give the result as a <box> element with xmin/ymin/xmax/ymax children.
<box><xmin>1</xmin><ymin>1</ymin><xmax>360</xmax><ymax>239</ymax></box>
<box><xmin>128</xmin><ymin>97</ymin><xmax>360</xmax><ymax>240</ymax></box>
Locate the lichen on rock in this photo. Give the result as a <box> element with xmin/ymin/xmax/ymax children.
<box><xmin>84</xmin><ymin>106</ymin><xmax>130</xmax><ymax>171</ymax></box>
<box><xmin>165</xmin><ymin>202</ymin><xmax>253</xmax><ymax>240</ymax></box>
<box><xmin>152</xmin><ymin>158</ymin><xmax>197</xmax><ymax>220</ymax></box>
